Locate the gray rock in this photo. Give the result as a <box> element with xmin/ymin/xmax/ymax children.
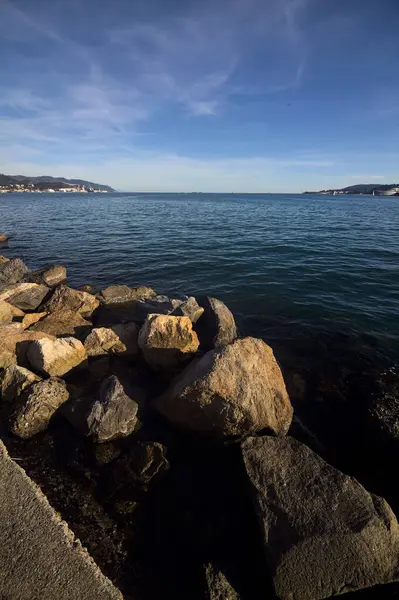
<box><xmin>155</xmin><ymin>337</ymin><xmax>293</xmax><ymax>437</ymax></box>
<box><xmin>0</xmin><ymin>257</ymin><xmax>28</xmax><ymax>284</ymax></box>
<box><xmin>27</xmin><ymin>337</ymin><xmax>87</xmax><ymax>377</ymax></box>
<box><xmin>0</xmin><ymin>282</ymin><xmax>50</xmax><ymax>311</ymax></box>
<box><xmin>171</xmin><ymin>296</ymin><xmax>204</xmax><ymax>324</ymax></box>
<box><xmin>1</xmin><ymin>365</ymin><xmax>41</xmax><ymax>404</ymax></box>
<box><xmin>0</xmin><ymin>440</ymin><xmax>123</xmax><ymax>600</ymax></box>
<box><xmin>22</xmin><ymin>264</ymin><xmax>67</xmax><ymax>287</ymax></box>
<box><xmin>10</xmin><ymin>377</ymin><xmax>69</xmax><ymax>438</ymax></box>
<box><xmin>241</xmin><ymin>435</ymin><xmax>399</xmax><ymax>600</ymax></box>
<box><xmin>63</xmin><ymin>375</ymin><xmax>139</xmax><ymax>443</ymax></box>
<box><xmin>93</xmin><ymin>294</ymin><xmax>183</xmax><ymax>327</ymax></box>
<box><xmin>138</xmin><ymin>314</ymin><xmax>200</xmax><ymax>371</ymax></box>
<box><xmin>196</xmin><ymin>297</ymin><xmax>237</xmax><ymax>350</ymax></box>
<box><xmin>42</xmin><ymin>284</ymin><xmax>99</xmax><ymax>317</ymax></box>
<box><xmin>98</xmin><ymin>284</ymin><xmax>156</xmax><ymax>304</ymax></box>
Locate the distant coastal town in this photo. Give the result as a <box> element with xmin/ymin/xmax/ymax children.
<box><xmin>0</xmin><ymin>174</ymin><xmax>113</xmax><ymax>194</ymax></box>
<box><xmin>304</xmin><ymin>183</ymin><xmax>399</xmax><ymax>196</ymax></box>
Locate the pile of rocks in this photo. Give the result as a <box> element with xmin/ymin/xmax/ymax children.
<box><xmin>0</xmin><ymin>254</ymin><xmax>398</xmax><ymax>600</ymax></box>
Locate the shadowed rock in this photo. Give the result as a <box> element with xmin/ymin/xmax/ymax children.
<box><xmin>27</xmin><ymin>337</ymin><xmax>87</xmax><ymax>377</ymax></box>
<box><xmin>241</xmin><ymin>436</ymin><xmax>399</xmax><ymax>600</ymax></box>
<box><xmin>0</xmin><ymin>330</ymin><xmax>55</xmax><ymax>369</ymax></box>
<box><xmin>1</xmin><ymin>364</ymin><xmax>41</xmax><ymax>404</ymax></box>
<box><xmin>10</xmin><ymin>377</ymin><xmax>69</xmax><ymax>438</ymax></box>
<box><xmin>196</xmin><ymin>297</ymin><xmax>237</xmax><ymax>350</ymax></box>
<box><xmin>98</xmin><ymin>284</ymin><xmax>156</xmax><ymax>304</ymax></box>
<box><xmin>0</xmin><ymin>282</ymin><xmax>50</xmax><ymax>311</ymax></box>
<box><xmin>171</xmin><ymin>296</ymin><xmax>204</xmax><ymax>324</ymax></box>
<box><xmin>31</xmin><ymin>309</ymin><xmax>91</xmax><ymax>338</ymax></box>
<box><xmin>155</xmin><ymin>337</ymin><xmax>293</xmax><ymax>437</ymax></box>
<box><xmin>84</xmin><ymin>324</ymin><xmax>139</xmax><ymax>357</ymax></box>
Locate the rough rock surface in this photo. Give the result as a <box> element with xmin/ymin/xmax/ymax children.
<box><xmin>27</xmin><ymin>337</ymin><xmax>87</xmax><ymax>377</ymax></box>
<box><xmin>63</xmin><ymin>375</ymin><xmax>139</xmax><ymax>443</ymax></box>
<box><xmin>139</xmin><ymin>314</ymin><xmax>199</xmax><ymax>371</ymax></box>
<box><xmin>155</xmin><ymin>337</ymin><xmax>292</xmax><ymax>437</ymax></box>
<box><xmin>241</xmin><ymin>435</ymin><xmax>399</xmax><ymax>600</ymax></box>
<box><xmin>10</xmin><ymin>377</ymin><xmax>69</xmax><ymax>438</ymax></box>
<box><xmin>196</xmin><ymin>297</ymin><xmax>237</xmax><ymax>350</ymax></box>
<box><xmin>31</xmin><ymin>309</ymin><xmax>91</xmax><ymax>338</ymax></box>
<box><xmin>171</xmin><ymin>296</ymin><xmax>204</xmax><ymax>324</ymax></box>
<box><xmin>0</xmin><ymin>257</ymin><xmax>28</xmax><ymax>284</ymax></box>
<box><xmin>42</xmin><ymin>284</ymin><xmax>99</xmax><ymax>317</ymax></box>
<box><xmin>0</xmin><ymin>282</ymin><xmax>50</xmax><ymax>310</ymax></box>
<box><xmin>22</xmin><ymin>311</ymin><xmax>47</xmax><ymax>329</ymax></box>
<box><xmin>0</xmin><ymin>441</ymin><xmax>123</xmax><ymax>599</ymax></box>
<box><xmin>22</xmin><ymin>264</ymin><xmax>67</xmax><ymax>287</ymax></box>
<box><xmin>1</xmin><ymin>364</ymin><xmax>41</xmax><ymax>404</ymax></box>
<box><xmin>98</xmin><ymin>284</ymin><xmax>156</xmax><ymax>304</ymax></box>
<box><xmin>93</xmin><ymin>295</ymin><xmax>183</xmax><ymax>327</ymax></box>
<box><xmin>84</xmin><ymin>325</ymin><xmax>138</xmax><ymax>357</ymax></box>
<box><xmin>0</xmin><ymin>255</ymin><xmax>9</xmax><ymax>263</ymax></box>
<box><xmin>0</xmin><ymin>330</ymin><xmax>55</xmax><ymax>369</ymax></box>
<box><xmin>205</xmin><ymin>564</ymin><xmax>240</xmax><ymax>600</ymax></box>
<box><xmin>0</xmin><ymin>299</ymin><xmax>14</xmax><ymax>324</ymax></box>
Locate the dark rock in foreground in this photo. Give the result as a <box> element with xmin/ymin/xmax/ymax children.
<box><xmin>196</xmin><ymin>297</ymin><xmax>237</xmax><ymax>350</ymax></box>
<box><xmin>242</xmin><ymin>436</ymin><xmax>399</xmax><ymax>600</ymax></box>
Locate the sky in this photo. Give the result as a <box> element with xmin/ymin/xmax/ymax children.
<box><xmin>0</xmin><ymin>0</ymin><xmax>398</xmax><ymax>192</ymax></box>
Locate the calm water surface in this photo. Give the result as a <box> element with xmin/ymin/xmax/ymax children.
<box><xmin>1</xmin><ymin>192</ymin><xmax>398</xmax><ymax>368</ymax></box>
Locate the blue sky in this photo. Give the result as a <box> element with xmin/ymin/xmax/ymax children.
<box><xmin>0</xmin><ymin>0</ymin><xmax>398</xmax><ymax>192</ymax></box>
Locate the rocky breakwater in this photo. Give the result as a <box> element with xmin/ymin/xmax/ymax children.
<box><xmin>0</xmin><ymin>254</ymin><xmax>398</xmax><ymax>600</ymax></box>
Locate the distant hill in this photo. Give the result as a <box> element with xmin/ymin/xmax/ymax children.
<box><xmin>304</xmin><ymin>183</ymin><xmax>399</xmax><ymax>196</ymax></box>
<box><xmin>0</xmin><ymin>174</ymin><xmax>114</xmax><ymax>192</ymax></box>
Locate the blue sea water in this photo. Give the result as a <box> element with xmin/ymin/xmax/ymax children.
<box><xmin>1</xmin><ymin>192</ymin><xmax>398</xmax><ymax>368</ymax></box>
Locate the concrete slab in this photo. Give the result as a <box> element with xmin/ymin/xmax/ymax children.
<box><xmin>0</xmin><ymin>440</ymin><xmax>123</xmax><ymax>600</ymax></box>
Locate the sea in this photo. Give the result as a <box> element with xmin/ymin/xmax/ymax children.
<box><xmin>1</xmin><ymin>191</ymin><xmax>398</xmax><ymax>372</ymax></box>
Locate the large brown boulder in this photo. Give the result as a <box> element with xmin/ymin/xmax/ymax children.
<box><xmin>62</xmin><ymin>375</ymin><xmax>138</xmax><ymax>443</ymax></box>
<box><xmin>31</xmin><ymin>309</ymin><xmax>91</xmax><ymax>338</ymax></box>
<box><xmin>241</xmin><ymin>436</ymin><xmax>399</xmax><ymax>600</ymax></box>
<box><xmin>10</xmin><ymin>377</ymin><xmax>69</xmax><ymax>439</ymax></box>
<box><xmin>196</xmin><ymin>297</ymin><xmax>237</xmax><ymax>350</ymax></box>
<box><xmin>138</xmin><ymin>314</ymin><xmax>199</xmax><ymax>371</ymax></box>
<box><xmin>27</xmin><ymin>337</ymin><xmax>87</xmax><ymax>377</ymax></box>
<box><xmin>42</xmin><ymin>285</ymin><xmax>99</xmax><ymax>317</ymax></box>
<box><xmin>155</xmin><ymin>337</ymin><xmax>292</xmax><ymax>437</ymax></box>
<box><xmin>0</xmin><ymin>258</ymin><xmax>28</xmax><ymax>284</ymax></box>
<box><xmin>22</xmin><ymin>264</ymin><xmax>67</xmax><ymax>287</ymax></box>
<box><xmin>0</xmin><ymin>282</ymin><xmax>50</xmax><ymax>311</ymax></box>
<box><xmin>97</xmin><ymin>284</ymin><xmax>156</xmax><ymax>304</ymax></box>
<box><xmin>0</xmin><ymin>331</ymin><xmax>55</xmax><ymax>369</ymax></box>
<box><xmin>1</xmin><ymin>365</ymin><xmax>41</xmax><ymax>404</ymax></box>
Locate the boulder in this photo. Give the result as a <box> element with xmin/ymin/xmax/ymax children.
<box><xmin>0</xmin><ymin>282</ymin><xmax>50</xmax><ymax>311</ymax></box>
<box><xmin>196</xmin><ymin>297</ymin><xmax>237</xmax><ymax>350</ymax></box>
<box><xmin>0</xmin><ymin>255</ymin><xmax>9</xmax><ymax>263</ymax></box>
<box><xmin>63</xmin><ymin>375</ymin><xmax>138</xmax><ymax>443</ymax></box>
<box><xmin>0</xmin><ymin>299</ymin><xmax>14</xmax><ymax>324</ymax></box>
<box><xmin>93</xmin><ymin>295</ymin><xmax>183</xmax><ymax>327</ymax></box>
<box><xmin>0</xmin><ymin>331</ymin><xmax>55</xmax><ymax>369</ymax></box>
<box><xmin>84</xmin><ymin>324</ymin><xmax>138</xmax><ymax>357</ymax></box>
<box><xmin>241</xmin><ymin>436</ymin><xmax>399</xmax><ymax>600</ymax></box>
<box><xmin>22</xmin><ymin>312</ymin><xmax>47</xmax><ymax>329</ymax></box>
<box><xmin>171</xmin><ymin>296</ymin><xmax>204</xmax><ymax>324</ymax></box>
<box><xmin>27</xmin><ymin>337</ymin><xmax>87</xmax><ymax>377</ymax></box>
<box><xmin>0</xmin><ymin>234</ymin><xmax>8</xmax><ymax>243</ymax></box>
<box><xmin>1</xmin><ymin>365</ymin><xmax>41</xmax><ymax>404</ymax></box>
<box><xmin>42</xmin><ymin>284</ymin><xmax>99</xmax><ymax>317</ymax></box>
<box><xmin>97</xmin><ymin>284</ymin><xmax>156</xmax><ymax>304</ymax></box>
<box><xmin>155</xmin><ymin>337</ymin><xmax>293</xmax><ymax>437</ymax></box>
<box><xmin>22</xmin><ymin>264</ymin><xmax>67</xmax><ymax>287</ymax></box>
<box><xmin>0</xmin><ymin>258</ymin><xmax>28</xmax><ymax>284</ymax></box>
<box><xmin>10</xmin><ymin>377</ymin><xmax>69</xmax><ymax>439</ymax></box>
<box><xmin>138</xmin><ymin>314</ymin><xmax>199</xmax><ymax>371</ymax></box>
<box><xmin>31</xmin><ymin>309</ymin><xmax>91</xmax><ymax>338</ymax></box>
